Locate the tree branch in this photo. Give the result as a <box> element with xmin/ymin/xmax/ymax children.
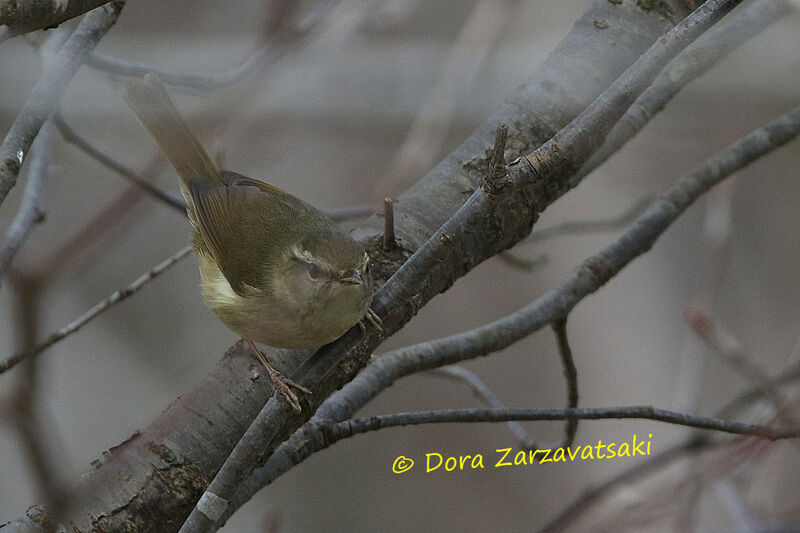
<box><xmin>0</xmin><ymin>245</ymin><xmax>192</xmax><ymax>374</ymax></box>
<box><xmin>2</xmin><ymin>1</ymin><xmax>706</xmax><ymax>529</ymax></box>
<box><xmin>52</xmin><ymin>113</ymin><xmax>187</xmax><ymax>212</ymax></box>
<box><xmin>0</xmin><ymin>119</ymin><xmax>52</xmax><ymax>283</ymax></box>
<box><xmin>552</xmin><ymin>317</ymin><xmax>579</xmax><ymax>447</ymax></box>
<box><xmin>428</xmin><ymin>366</ymin><xmax>535</xmax><ymax>448</ymax></box>
<box><xmin>228</xmin><ymin>99</ymin><xmax>800</xmax><ymax>517</ymax></box>
<box><xmin>85</xmin><ymin>0</ymin><xmax>338</xmax><ymax>91</ymax></box>
<box><xmin>0</xmin><ymin>0</ymin><xmax>109</xmax><ymax>42</ymax></box>
<box><xmin>320</xmin><ymin>406</ymin><xmax>800</xmax><ymax>441</ymax></box>
<box><xmin>0</xmin><ymin>1</ymin><xmax>125</xmax><ymax>207</ymax></box>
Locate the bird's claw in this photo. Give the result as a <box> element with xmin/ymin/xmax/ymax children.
<box><xmin>247</xmin><ymin>339</ymin><xmax>311</xmax><ymax>412</ymax></box>
<box><xmin>265</xmin><ymin>366</ymin><xmax>311</xmax><ymax>413</ymax></box>
<box><xmin>366</xmin><ymin>308</ymin><xmax>383</xmax><ymax>333</ymax></box>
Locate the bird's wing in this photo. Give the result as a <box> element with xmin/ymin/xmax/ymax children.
<box><xmin>188</xmin><ymin>179</ymin><xmax>290</xmax><ymax>295</ymax></box>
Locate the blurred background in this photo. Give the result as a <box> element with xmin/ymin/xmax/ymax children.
<box><xmin>1</xmin><ymin>1</ymin><xmax>800</xmax><ymax>531</ymax></box>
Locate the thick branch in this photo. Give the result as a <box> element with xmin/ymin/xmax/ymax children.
<box><xmin>0</xmin><ymin>0</ymin><xmax>108</xmax><ymax>41</ymax></box>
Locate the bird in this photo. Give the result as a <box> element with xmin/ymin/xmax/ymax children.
<box><xmin>124</xmin><ymin>73</ymin><xmax>380</xmax><ymax>411</ymax></box>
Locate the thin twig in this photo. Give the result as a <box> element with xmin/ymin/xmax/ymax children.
<box><xmin>0</xmin><ymin>29</ymin><xmax>65</xmax><ymax>283</ymax></box>
<box><xmin>552</xmin><ymin>317</ymin><xmax>579</xmax><ymax>447</ymax></box>
<box><xmin>518</xmin><ymin>0</ymin><xmax>745</xmax><ymax>197</ymax></box>
<box><xmin>375</xmin><ymin>0</ymin><xmax>517</xmax><ymax>195</ymax></box>
<box><xmin>570</xmin><ymin>0</ymin><xmax>790</xmax><ymax>188</ymax></box>
<box><xmin>523</xmin><ymin>196</ymin><xmax>654</xmax><ymax>245</ymax></box>
<box><xmin>382</xmin><ymin>197</ymin><xmax>395</xmax><ymax>250</ymax></box>
<box><xmin>322</xmin><ymin>205</ymin><xmax>377</xmax><ymax>223</ymax></box>
<box><xmin>495</xmin><ymin>251</ymin><xmax>548</xmax><ymax>272</ymax></box>
<box><xmin>321</xmin><ymin>406</ymin><xmax>800</xmax><ymax>442</ymax></box>
<box><xmin>0</xmin><ymin>245</ymin><xmax>192</xmax><ymax>374</ymax></box>
<box><xmin>498</xmin><ymin>197</ymin><xmax>651</xmax><ymax>268</ymax></box>
<box><xmin>687</xmin><ymin>307</ymin><xmax>797</xmax><ymax>424</ymax></box>
<box><xmin>52</xmin><ymin>114</ymin><xmax>187</xmax><ymax>212</ymax></box>
<box><xmin>428</xmin><ymin>366</ymin><xmax>535</xmax><ymax>449</ymax></box>
<box><xmin>484</xmin><ymin>122</ymin><xmax>509</xmax><ymax>195</ymax></box>
<box><xmin>0</xmin><ymin>1</ymin><xmax>126</xmax><ymax>207</ymax></box>
<box><xmin>539</xmin><ymin>355</ymin><xmax>800</xmax><ymax>532</ymax></box>
<box><xmin>85</xmin><ymin>0</ymin><xmax>338</xmax><ymax>91</ymax></box>
<box><xmin>33</xmin><ymin>153</ymin><xmax>168</xmax><ymax>278</ymax></box>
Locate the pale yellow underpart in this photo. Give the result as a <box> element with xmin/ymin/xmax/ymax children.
<box><xmin>196</xmin><ymin>247</ymin><xmax>370</xmax><ymax>349</ymax></box>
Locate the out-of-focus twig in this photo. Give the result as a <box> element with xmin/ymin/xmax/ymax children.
<box><xmin>85</xmin><ymin>0</ymin><xmax>338</xmax><ymax>91</ymax></box>
<box><xmin>571</xmin><ymin>0</ymin><xmax>791</xmax><ymax>188</ymax></box>
<box><xmin>5</xmin><ymin>274</ymin><xmax>66</xmax><ymax>533</ymax></box>
<box><xmin>687</xmin><ymin>307</ymin><xmax>798</xmax><ymax>425</ymax></box>
<box><xmin>0</xmin><ymin>120</ymin><xmax>52</xmax><ymax>283</ymax></box>
<box><xmin>428</xmin><ymin>365</ymin><xmax>535</xmax><ymax>449</ymax></box>
<box><xmin>322</xmin><ymin>205</ymin><xmax>376</xmax><ymax>223</ymax></box>
<box><xmin>524</xmin><ymin>196</ymin><xmax>654</xmax><ymax>246</ymax></box>
<box><xmin>497</xmin><ymin>197</ymin><xmax>651</xmax><ymax>268</ymax></box>
<box><xmin>0</xmin><ymin>245</ymin><xmax>192</xmax><ymax>374</ymax></box>
<box><xmin>375</xmin><ymin>0</ymin><xmax>518</xmax><ymax>196</ymax></box>
<box><xmin>0</xmin><ymin>1</ymin><xmax>126</xmax><ymax>207</ymax></box>
<box><xmin>33</xmin><ymin>152</ymin><xmax>168</xmax><ymax>279</ymax></box>
<box><xmin>53</xmin><ymin>113</ymin><xmax>187</xmax><ymax>212</ymax></box>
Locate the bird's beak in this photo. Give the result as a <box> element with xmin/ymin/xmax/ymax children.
<box><xmin>339</xmin><ymin>272</ymin><xmax>363</xmax><ymax>285</ymax></box>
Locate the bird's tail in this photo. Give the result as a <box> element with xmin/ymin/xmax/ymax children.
<box><xmin>124</xmin><ymin>73</ymin><xmax>224</xmax><ymax>190</ymax></box>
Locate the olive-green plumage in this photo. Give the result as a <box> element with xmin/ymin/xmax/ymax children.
<box><xmin>124</xmin><ymin>73</ymin><xmax>372</xmax><ymax>349</ymax></box>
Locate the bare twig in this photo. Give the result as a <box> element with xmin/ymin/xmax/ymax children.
<box><xmin>495</xmin><ymin>251</ymin><xmax>548</xmax><ymax>272</ymax></box>
<box><xmin>687</xmin><ymin>307</ymin><xmax>797</xmax><ymax>423</ymax></box>
<box><xmin>382</xmin><ymin>197</ymin><xmax>395</xmax><ymax>250</ymax></box>
<box><xmin>0</xmin><ymin>119</ymin><xmax>52</xmax><ymax>283</ymax></box>
<box><xmin>322</xmin><ymin>205</ymin><xmax>377</xmax><ymax>223</ymax></box>
<box><xmin>540</xmin><ymin>357</ymin><xmax>800</xmax><ymax>532</ymax></box>
<box><xmin>0</xmin><ymin>28</ymin><xmax>64</xmax><ymax>283</ymax></box>
<box><xmin>523</xmin><ymin>196</ymin><xmax>654</xmax><ymax>245</ymax></box>
<box><xmin>6</xmin><ymin>275</ymin><xmax>65</xmax><ymax>533</ymax></box>
<box><xmin>518</xmin><ymin>0</ymin><xmax>745</xmax><ymax>195</ymax></box>
<box><xmin>552</xmin><ymin>317</ymin><xmax>579</xmax><ymax>447</ymax></box>
<box><xmin>484</xmin><ymin>122</ymin><xmax>509</xmax><ymax>195</ymax></box>
<box><xmin>571</xmin><ymin>0</ymin><xmax>791</xmax><ymax>188</ymax></box>
<box><xmin>0</xmin><ymin>1</ymin><xmax>126</xmax><ymax>207</ymax></box>
<box><xmin>34</xmin><ymin>153</ymin><xmax>168</xmax><ymax>278</ymax></box>
<box><xmin>376</xmin><ymin>0</ymin><xmax>517</xmax><ymax>195</ymax></box>
<box><xmin>321</xmin><ymin>406</ymin><xmax>800</xmax><ymax>442</ymax></box>
<box><xmin>85</xmin><ymin>0</ymin><xmax>338</xmax><ymax>91</ymax></box>
<box><xmin>0</xmin><ymin>245</ymin><xmax>192</xmax><ymax>374</ymax></box>
<box><xmin>52</xmin><ymin>114</ymin><xmax>187</xmax><ymax>212</ymax></box>
<box><xmin>497</xmin><ymin>197</ymin><xmax>651</xmax><ymax>268</ymax></box>
<box><xmin>428</xmin><ymin>366</ymin><xmax>534</xmax><ymax>449</ymax></box>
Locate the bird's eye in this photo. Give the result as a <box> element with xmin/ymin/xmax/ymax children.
<box><xmin>306</xmin><ymin>263</ymin><xmax>323</xmax><ymax>280</ymax></box>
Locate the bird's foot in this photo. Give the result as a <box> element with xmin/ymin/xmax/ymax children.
<box><xmin>365</xmin><ymin>308</ymin><xmax>383</xmax><ymax>333</ymax></box>
<box><xmin>247</xmin><ymin>340</ymin><xmax>311</xmax><ymax>412</ymax></box>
